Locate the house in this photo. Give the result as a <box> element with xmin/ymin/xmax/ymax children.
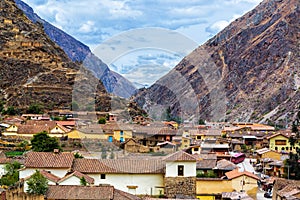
<box><xmin>45</xmin><ymin>185</ymin><xmax>141</xmax><ymax>200</ymax></box>
<box><xmin>164</xmin><ymin>151</ymin><xmax>197</xmax><ymax>198</ymax></box>
<box><xmin>268</xmin><ymin>132</ymin><xmax>300</xmax><ymax>153</ymax></box>
<box><xmin>121</xmin><ymin>138</ymin><xmax>149</xmax><ymax>153</ymax></box>
<box><xmin>225</xmin><ymin>170</ymin><xmax>260</xmax><ymax>197</ymax></box>
<box><xmin>273</xmin><ymin>178</ymin><xmax>300</xmax><ymax>200</ymax></box>
<box><xmin>214</xmin><ymin>159</ymin><xmax>238</xmax><ymax>177</ymax></box>
<box><xmin>195</xmin><ymin>154</ymin><xmax>217</xmax><ymax>178</ymax></box>
<box><xmin>2</xmin><ymin>121</ymin><xmax>70</xmax><ymax>137</ymax></box>
<box><xmin>134</xmin><ymin>126</ymin><xmax>177</xmax><ymax>147</ymax></box>
<box><xmin>101</xmin><ymin>123</ymin><xmax>133</xmax><ymax>142</ymax></box>
<box><xmin>255</xmin><ymin>148</ymin><xmax>281</xmax><ymax>160</ymax></box>
<box><xmin>72</xmin><ymin>158</ymin><xmax>165</xmax><ymax>196</ymax></box>
<box><xmin>265</xmin><ymin>160</ymin><xmax>284</xmax><ymax>177</ymax></box>
<box><xmin>19</xmin><ymin>151</ymin><xmax>74</xmax><ymax>179</ymax></box>
<box><xmin>156</xmin><ymin>141</ymin><xmax>176</xmax><ymax>153</ymax></box>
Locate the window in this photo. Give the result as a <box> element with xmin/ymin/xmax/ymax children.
<box><xmin>100</xmin><ymin>174</ymin><xmax>106</xmax><ymax>179</ymax></box>
<box><xmin>120</xmin><ymin>137</ymin><xmax>124</xmax><ymax>142</ymax></box>
<box><xmin>275</xmin><ymin>140</ymin><xmax>286</xmax><ymax>145</ymax></box>
<box><xmin>275</xmin><ymin>147</ymin><xmax>278</xmax><ymax>151</ymax></box>
<box><xmin>178</xmin><ymin>165</ymin><xmax>184</xmax><ymax>176</ymax></box>
<box><xmin>120</xmin><ymin>131</ymin><xmax>124</xmax><ymax>136</ymax></box>
<box><xmin>194</xmin><ymin>147</ymin><xmax>199</xmax><ymax>151</ymax></box>
<box><xmin>197</xmin><ymin>136</ymin><xmax>201</xmax><ymax>140</ymax></box>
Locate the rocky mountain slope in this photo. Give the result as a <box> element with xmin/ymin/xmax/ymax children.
<box><xmin>14</xmin><ymin>0</ymin><xmax>136</xmax><ymax>98</ymax></box>
<box><xmin>134</xmin><ymin>0</ymin><xmax>300</xmax><ymax>124</ymax></box>
<box><xmin>0</xmin><ymin>0</ymin><xmax>111</xmax><ymax>112</ymax></box>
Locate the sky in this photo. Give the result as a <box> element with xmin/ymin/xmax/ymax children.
<box><xmin>22</xmin><ymin>0</ymin><xmax>263</xmax><ymax>87</ymax></box>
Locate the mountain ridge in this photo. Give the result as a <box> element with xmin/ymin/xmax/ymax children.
<box><xmin>14</xmin><ymin>0</ymin><xmax>136</xmax><ymax>98</ymax></box>
<box><xmin>134</xmin><ymin>0</ymin><xmax>300</xmax><ymax>124</ymax></box>
<box><xmin>0</xmin><ymin>0</ymin><xmax>111</xmax><ymax>112</ymax></box>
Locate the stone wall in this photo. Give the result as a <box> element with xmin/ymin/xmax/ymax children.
<box><xmin>164</xmin><ymin>176</ymin><xmax>196</xmax><ymax>198</ymax></box>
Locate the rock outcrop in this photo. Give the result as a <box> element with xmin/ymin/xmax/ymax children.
<box><xmin>15</xmin><ymin>0</ymin><xmax>136</xmax><ymax>98</ymax></box>
<box><xmin>0</xmin><ymin>0</ymin><xmax>110</xmax><ymax>112</ymax></box>
<box><xmin>134</xmin><ymin>0</ymin><xmax>300</xmax><ymax>124</ymax></box>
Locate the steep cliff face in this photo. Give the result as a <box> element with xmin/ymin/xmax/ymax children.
<box><xmin>0</xmin><ymin>0</ymin><xmax>111</xmax><ymax>112</ymax></box>
<box><xmin>14</xmin><ymin>0</ymin><xmax>136</xmax><ymax>98</ymax></box>
<box><xmin>134</xmin><ymin>0</ymin><xmax>300</xmax><ymax>124</ymax></box>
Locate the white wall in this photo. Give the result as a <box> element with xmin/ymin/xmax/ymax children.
<box><xmin>59</xmin><ymin>176</ymin><xmax>81</xmax><ymax>185</ymax></box>
<box><xmin>88</xmin><ymin>173</ymin><xmax>164</xmax><ymax>196</ymax></box>
<box><xmin>165</xmin><ymin>161</ymin><xmax>196</xmax><ymax>177</ymax></box>
<box><xmin>0</xmin><ymin>164</ymin><xmax>6</xmax><ymax>177</ymax></box>
<box><xmin>20</xmin><ymin>168</ymin><xmax>68</xmax><ymax>179</ymax></box>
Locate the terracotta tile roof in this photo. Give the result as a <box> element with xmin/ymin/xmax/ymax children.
<box><xmin>58</xmin><ymin>171</ymin><xmax>94</xmax><ymax>185</ymax></box>
<box><xmin>196</xmin><ymin>160</ymin><xmax>216</xmax><ymax>170</ymax></box>
<box><xmin>164</xmin><ymin>151</ymin><xmax>196</xmax><ymax>162</ymax></box>
<box><xmin>114</xmin><ymin>189</ymin><xmax>141</xmax><ymax>200</ymax></box>
<box><xmin>25</xmin><ymin>152</ymin><xmax>74</xmax><ymax>168</ymax></box>
<box><xmin>56</xmin><ymin>121</ymin><xmax>76</xmax><ymax>127</ymax></box>
<box><xmin>102</xmin><ymin>159</ymin><xmax>165</xmax><ymax>174</ymax></box>
<box><xmin>26</xmin><ymin>120</ymin><xmax>57</xmax><ymax>127</ymax></box>
<box><xmin>46</xmin><ymin>185</ymin><xmax>114</xmax><ymax>199</ymax></box>
<box><xmin>72</xmin><ymin>159</ymin><xmax>116</xmax><ymax>174</ymax></box>
<box><xmin>225</xmin><ymin>170</ymin><xmax>260</xmax><ymax>180</ymax></box>
<box><xmin>40</xmin><ymin>170</ymin><xmax>61</xmax><ymax>183</ymax></box>
<box><xmin>216</xmin><ymin>159</ymin><xmax>237</xmax><ymax>171</ymax></box>
<box><xmin>17</xmin><ymin>125</ymin><xmax>51</xmax><ymax>134</ymax></box>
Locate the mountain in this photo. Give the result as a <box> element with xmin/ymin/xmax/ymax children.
<box><xmin>14</xmin><ymin>0</ymin><xmax>136</xmax><ymax>98</ymax></box>
<box><xmin>134</xmin><ymin>0</ymin><xmax>300</xmax><ymax>124</ymax></box>
<box><xmin>0</xmin><ymin>0</ymin><xmax>111</xmax><ymax>112</ymax></box>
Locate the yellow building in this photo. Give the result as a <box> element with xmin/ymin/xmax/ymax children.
<box><xmin>256</xmin><ymin>147</ymin><xmax>281</xmax><ymax>160</ymax></box>
<box><xmin>268</xmin><ymin>133</ymin><xmax>300</xmax><ymax>153</ymax></box>
<box><xmin>196</xmin><ymin>170</ymin><xmax>260</xmax><ymax>199</ymax></box>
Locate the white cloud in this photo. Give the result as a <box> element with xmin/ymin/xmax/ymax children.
<box><xmin>79</xmin><ymin>21</ymin><xmax>96</xmax><ymax>33</ymax></box>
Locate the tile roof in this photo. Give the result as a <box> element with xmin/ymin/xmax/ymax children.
<box><xmin>225</xmin><ymin>170</ymin><xmax>260</xmax><ymax>180</ymax></box>
<box><xmin>58</xmin><ymin>171</ymin><xmax>94</xmax><ymax>185</ymax></box>
<box><xmin>40</xmin><ymin>170</ymin><xmax>61</xmax><ymax>183</ymax></box>
<box><xmin>72</xmin><ymin>158</ymin><xmax>165</xmax><ymax>174</ymax></box>
<box><xmin>72</xmin><ymin>159</ymin><xmax>116</xmax><ymax>174</ymax></box>
<box><xmin>216</xmin><ymin>159</ymin><xmax>237</xmax><ymax>171</ymax></box>
<box><xmin>17</xmin><ymin>125</ymin><xmax>51</xmax><ymax>134</ymax></box>
<box><xmin>46</xmin><ymin>185</ymin><xmax>114</xmax><ymax>199</ymax></box>
<box><xmin>26</xmin><ymin>120</ymin><xmax>57</xmax><ymax>128</ymax></box>
<box><xmin>196</xmin><ymin>159</ymin><xmax>216</xmax><ymax>169</ymax></box>
<box><xmin>25</xmin><ymin>152</ymin><xmax>74</xmax><ymax>168</ymax></box>
<box><xmin>101</xmin><ymin>159</ymin><xmax>165</xmax><ymax>174</ymax></box>
<box><xmin>113</xmin><ymin>189</ymin><xmax>141</xmax><ymax>200</ymax></box>
<box><xmin>164</xmin><ymin>151</ymin><xmax>196</xmax><ymax>162</ymax></box>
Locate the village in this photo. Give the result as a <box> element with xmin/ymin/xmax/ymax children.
<box><xmin>0</xmin><ymin>109</ymin><xmax>299</xmax><ymax>200</ymax></box>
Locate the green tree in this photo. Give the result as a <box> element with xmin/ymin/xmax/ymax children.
<box><xmin>80</xmin><ymin>177</ymin><xmax>87</xmax><ymax>186</ymax></box>
<box><xmin>26</xmin><ymin>170</ymin><xmax>48</xmax><ymax>195</ymax></box>
<box><xmin>98</xmin><ymin>117</ymin><xmax>106</xmax><ymax>124</ymax></box>
<box><xmin>27</xmin><ymin>103</ymin><xmax>43</xmax><ymax>114</ymax></box>
<box><xmin>31</xmin><ymin>131</ymin><xmax>61</xmax><ymax>152</ymax></box>
<box><xmin>0</xmin><ymin>161</ymin><xmax>21</xmax><ymax>186</ymax></box>
<box><xmin>198</xmin><ymin>118</ymin><xmax>206</xmax><ymax>125</ymax></box>
<box><xmin>74</xmin><ymin>152</ymin><xmax>84</xmax><ymax>158</ymax></box>
<box><xmin>3</xmin><ymin>106</ymin><xmax>17</xmax><ymax>115</ymax></box>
